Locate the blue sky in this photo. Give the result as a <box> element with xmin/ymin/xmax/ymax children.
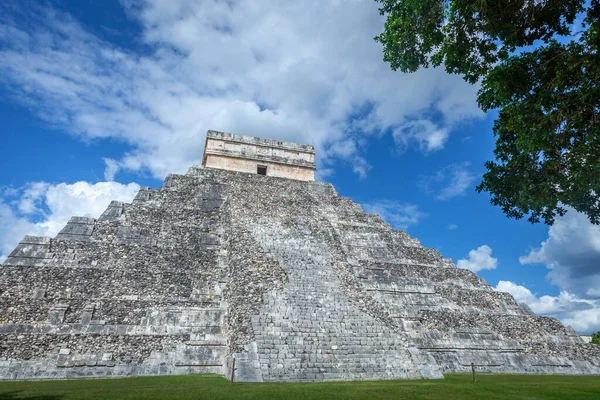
<box><xmin>1</xmin><ymin>0</ymin><xmax>599</xmax><ymax>334</ymax></box>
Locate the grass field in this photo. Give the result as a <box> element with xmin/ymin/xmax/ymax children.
<box><xmin>0</xmin><ymin>373</ymin><xmax>599</xmax><ymax>400</ymax></box>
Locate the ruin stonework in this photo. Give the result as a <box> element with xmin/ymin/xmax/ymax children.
<box><xmin>202</xmin><ymin>130</ymin><xmax>316</xmax><ymax>181</ymax></box>
<box><xmin>1</xmin><ymin>144</ymin><xmax>600</xmax><ymax>381</ymax></box>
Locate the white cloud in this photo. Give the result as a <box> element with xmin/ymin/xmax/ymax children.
<box><xmin>495</xmin><ymin>281</ymin><xmax>600</xmax><ymax>334</ymax></box>
<box><xmin>352</xmin><ymin>157</ymin><xmax>372</xmax><ymax>180</ymax></box>
<box><xmin>0</xmin><ymin>181</ymin><xmax>140</xmax><ymax>261</ymax></box>
<box><xmin>495</xmin><ymin>281</ymin><xmax>536</xmax><ymax>304</ymax></box>
<box><xmin>457</xmin><ymin>244</ymin><xmax>498</xmax><ymax>272</ymax></box>
<box><xmin>0</xmin><ymin>1</ymin><xmax>483</xmax><ymax>180</ymax></box>
<box><xmin>103</xmin><ymin>158</ymin><xmax>120</xmax><ymax>181</ymax></box>
<box><xmin>495</xmin><ymin>208</ymin><xmax>600</xmax><ymax>334</ymax></box>
<box><xmin>448</xmin><ymin>224</ymin><xmax>457</xmax><ymax>230</ymax></box>
<box><xmin>418</xmin><ymin>162</ymin><xmax>478</xmax><ymax>200</ymax></box>
<box><xmin>314</xmin><ymin>168</ymin><xmax>335</xmax><ymax>181</ymax></box>
<box><xmin>362</xmin><ymin>200</ymin><xmax>426</xmax><ymax>230</ymax></box>
<box><xmin>519</xmin><ymin>209</ymin><xmax>600</xmax><ymax>299</ymax></box>
<box><xmin>17</xmin><ymin>182</ymin><xmax>50</xmax><ymax>214</ymax></box>
<box><xmin>563</xmin><ymin>308</ymin><xmax>600</xmax><ymax>334</ymax></box>
<box><xmin>393</xmin><ymin>120</ymin><xmax>449</xmax><ymax>152</ymax></box>
<box><xmin>327</xmin><ymin>139</ymin><xmax>372</xmax><ymax>179</ymax></box>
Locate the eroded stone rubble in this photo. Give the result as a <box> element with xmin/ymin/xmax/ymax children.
<box><xmin>0</xmin><ymin>166</ymin><xmax>598</xmax><ymax>381</ymax></box>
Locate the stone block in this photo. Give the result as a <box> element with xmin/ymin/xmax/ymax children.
<box><xmin>1</xmin><ymin>159</ymin><xmax>599</xmax><ymax>383</ymax></box>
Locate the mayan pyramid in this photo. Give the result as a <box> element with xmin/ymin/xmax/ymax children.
<box><xmin>1</xmin><ymin>130</ymin><xmax>598</xmax><ymax>381</ymax></box>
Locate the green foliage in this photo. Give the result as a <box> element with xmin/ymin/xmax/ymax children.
<box><xmin>592</xmin><ymin>331</ymin><xmax>600</xmax><ymax>344</ymax></box>
<box><xmin>375</xmin><ymin>0</ymin><xmax>600</xmax><ymax>225</ymax></box>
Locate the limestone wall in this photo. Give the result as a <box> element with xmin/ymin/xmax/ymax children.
<box><xmin>204</xmin><ymin>154</ymin><xmax>315</xmax><ymax>181</ymax></box>
<box><xmin>0</xmin><ymin>171</ymin><xmax>228</xmax><ymax>380</ymax></box>
<box><xmin>202</xmin><ymin>130</ymin><xmax>316</xmax><ymax>181</ymax></box>
<box><xmin>1</xmin><ymin>164</ymin><xmax>599</xmax><ymax>381</ymax></box>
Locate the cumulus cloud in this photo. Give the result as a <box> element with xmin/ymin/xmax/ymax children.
<box><xmin>17</xmin><ymin>182</ymin><xmax>50</xmax><ymax>214</ymax></box>
<box><xmin>393</xmin><ymin>120</ymin><xmax>449</xmax><ymax>152</ymax></box>
<box><xmin>0</xmin><ymin>181</ymin><xmax>140</xmax><ymax>261</ymax></box>
<box><xmin>519</xmin><ymin>209</ymin><xmax>600</xmax><ymax>299</ymax></box>
<box><xmin>0</xmin><ymin>1</ymin><xmax>482</xmax><ymax>180</ymax></box>
<box><xmin>457</xmin><ymin>244</ymin><xmax>498</xmax><ymax>272</ymax></box>
<box><xmin>495</xmin><ymin>281</ymin><xmax>600</xmax><ymax>334</ymax></box>
<box><xmin>103</xmin><ymin>158</ymin><xmax>120</xmax><ymax>182</ymax></box>
<box><xmin>362</xmin><ymin>200</ymin><xmax>426</xmax><ymax>230</ymax></box>
<box><xmin>497</xmin><ymin>207</ymin><xmax>600</xmax><ymax>334</ymax></box>
<box><xmin>448</xmin><ymin>224</ymin><xmax>457</xmax><ymax>230</ymax></box>
<box><xmin>418</xmin><ymin>162</ymin><xmax>478</xmax><ymax>200</ymax></box>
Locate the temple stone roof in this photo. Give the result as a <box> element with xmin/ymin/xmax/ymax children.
<box><xmin>202</xmin><ymin>130</ymin><xmax>316</xmax><ymax>181</ymax></box>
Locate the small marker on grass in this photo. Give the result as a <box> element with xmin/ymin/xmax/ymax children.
<box><xmin>231</xmin><ymin>357</ymin><xmax>236</xmax><ymax>386</ymax></box>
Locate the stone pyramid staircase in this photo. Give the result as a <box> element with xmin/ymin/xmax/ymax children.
<box><xmin>304</xmin><ymin>181</ymin><xmax>600</xmax><ymax>375</ymax></box>
<box><xmin>246</xmin><ymin>221</ymin><xmax>436</xmax><ymax>381</ymax></box>
<box><xmin>220</xmin><ymin>168</ymin><xmax>599</xmax><ymax>379</ymax></box>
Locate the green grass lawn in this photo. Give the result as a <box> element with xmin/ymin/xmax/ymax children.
<box><xmin>0</xmin><ymin>373</ymin><xmax>599</xmax><ymax>400</ymax></box>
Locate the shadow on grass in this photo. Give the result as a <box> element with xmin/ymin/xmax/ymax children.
<box><xmin>0</xmin><ymin>391</ymin><xmax>63</xmax><ymax>400</ymax></box>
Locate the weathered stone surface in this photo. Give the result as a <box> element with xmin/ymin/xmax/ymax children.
<box><xmin>56</xmin><ymin>217</ymin><xmax>96</xmax><ymax>241</ymax></box>
<box><xmin>202</xmin><ymin>130</ymin><xmax>316</xmax><ymax>181</ymax></box>
<box><xmin>1</xmin><ymin>164</ymin><xmax>599</xmax><ymax>381</ymax></box>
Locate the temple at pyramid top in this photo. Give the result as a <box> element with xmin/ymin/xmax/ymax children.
<box><xmin>202</xmin><ymin>130</ymin><xmax>316</xmax><ymax>181</ymax></box>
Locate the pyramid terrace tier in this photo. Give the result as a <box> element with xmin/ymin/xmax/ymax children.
<box><xmin>1</xmin><ymin>165</ymin><xmax>599</xmax><ymax>381</ymax></box>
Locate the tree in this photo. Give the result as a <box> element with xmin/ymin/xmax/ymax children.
<box><xmin>375</xmin><ymin>0</ymin><xmax>600</xmax><ymax>225</ymax></box>
<box><xmin>592</xmin><ymin>331</ymin><xmax>600</xmax><ymax>344</ymax></box>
